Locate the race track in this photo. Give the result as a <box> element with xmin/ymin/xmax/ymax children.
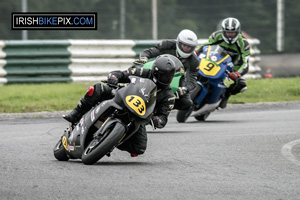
<box><xmin>1</xmin><ymin>102</ymin><xmax>300</xmax><ymax>200</ymax></box>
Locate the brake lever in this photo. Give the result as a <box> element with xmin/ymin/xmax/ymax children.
<box><xmin>149</xmin><ymin>117</ymin><xmax>156</xmax><ymax>131</ymax></box>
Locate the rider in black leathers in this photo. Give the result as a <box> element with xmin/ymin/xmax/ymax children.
<box><xmin>136</xmin><ymin>29</ymin><xmax>199</xmax><ymax>111</ymax></box>
<box><xmin>63</xmin><ymin>55</ymin><xmax>178</xmax><ymax>157</ymax></box>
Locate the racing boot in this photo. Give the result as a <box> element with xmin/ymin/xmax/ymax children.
<box><xmin>219</xmin><ymin>90</ymin><xmax>231</xmax><ymax>109</ymax></box>
<box><xmin>63</xmin><ymin>99</ymin><xmax>91</xmax><ymax>124</ymax></box>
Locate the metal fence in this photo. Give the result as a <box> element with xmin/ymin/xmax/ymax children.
<box><xmin>0</xmin><ymin>0</ymin><xmax>298</xmax><ymax>54</ymax></box>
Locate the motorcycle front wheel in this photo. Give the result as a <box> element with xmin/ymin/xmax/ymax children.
<box><xmin>176</xmin><ymin>106</ymin><xmax>194</xmax><ymax>123</ymax></box>
<box><xmin>194</xmin><ymin>113</ymin><xmax>210</xmax><ymax>121</ymax></box>
<box><xmin>81</xmin><ymin>122</ymin><xmax>126</xmax><ymax>165</ymax></box>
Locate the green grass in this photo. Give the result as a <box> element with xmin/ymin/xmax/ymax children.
<box><xmin>225</xmin><ymin>77</ymin><xmax>300</xmax><ymax>103</ymax></box>
<box><xmin>0</xmin><ymin>82</ymin><xmax>92</xmax><ymax>113</ymax></box>
<box><xmin>0</xmin><ymin>77</ymin><xmax>299</xmax><ymax>113</ymax></box>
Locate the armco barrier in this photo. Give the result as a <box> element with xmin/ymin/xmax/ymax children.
<box><xmin>0</xmin><ymin>41</ymin><xmax>7</xmax><ymax>84</ymax></box>
<box><xmin>0</xmin><ymin>40</ymin><xmax>72</xmax><ymax>84</ymax></box>
<box><xmin>247</xmin><ymin>39</ymin><xmax>261</xmax><ymax>79</ymax></box>
<box><xmin>0</xmin><ymin>39</ymin><xmax>261</xmax><ymax>84</ymax></box>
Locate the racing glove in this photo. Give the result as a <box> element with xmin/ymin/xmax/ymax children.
<box><xmin>107</xmin><ymin>73</ymin><xmax>119</xmax><ymax>85</ymax></box>
<box><xmin>229</xmin><ymin>71</ymin><xmax>241</xmax><ymax>80</ymax></box>
<box><xmin>134</xmin><ymin>56</ymin><xmax>148</xmax><ymax>65</ymax></box>
<box><xmin>178</xmin><ymin>87</ymin><xmax>188</xmax><ymax>96</ymax></box>
<box><xmin>151</xmin><ymin>116</ymin><xmax>164</xmax><ymax>129</ymax></box>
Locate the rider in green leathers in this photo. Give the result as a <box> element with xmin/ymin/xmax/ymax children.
<box><xmin>196</xmin><ymin>17</ymin><xmax>250</xmax><ymax>108</ymax></box>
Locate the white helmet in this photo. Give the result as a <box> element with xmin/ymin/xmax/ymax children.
<box><xmin>176</xmin><ymin>29</ymin><xmax>198</xmax><ymax>58</ymax></box>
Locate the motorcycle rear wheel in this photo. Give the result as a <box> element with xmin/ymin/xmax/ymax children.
<box><xmin>81</xmin><ymin>122</ymin><xmax>126</xmax><ymax>165</ymax></box>
<box><xmin>53</xmin><ymin>139</ymin><xmax>69</xmax><ymax>161</ymax></box>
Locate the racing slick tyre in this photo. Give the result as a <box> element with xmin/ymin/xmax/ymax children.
<box><xmin>81</xmin><ymin>122</ymin><xmax>126</xmax><ymax>165</ymax></box>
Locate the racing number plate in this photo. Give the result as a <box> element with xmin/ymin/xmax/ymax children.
<box><xmin>199</xmin><ymin>59</ymin><xmax>221</xmax><ymax>76</ymax></box>
<box><xmin>125</xmin><ymin>95</ymin><xmax>146</xmax><ymax>116</ymax></box>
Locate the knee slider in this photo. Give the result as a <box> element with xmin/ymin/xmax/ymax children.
<box><xmin>87</xmin><ymin>86</ymin><xmax>94</xmax><ymax>96</ymax></box>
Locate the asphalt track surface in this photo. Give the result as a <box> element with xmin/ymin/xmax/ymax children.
<box><xmin>0</xmin><ymin>102</ymin><xmax>300</xmax><ymax>200</ymax></box>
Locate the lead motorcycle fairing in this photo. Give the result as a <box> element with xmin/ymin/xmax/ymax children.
<box><xmin>53</xmin><ymin>76</ymin><xmax>157</xmax><ymax>165</ymax></box>
<box><xmin>176</xmin><ymin>45</ymin><xmax>234</xmax><ymax>122</ymax></box>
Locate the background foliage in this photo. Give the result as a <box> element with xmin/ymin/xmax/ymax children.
<box><xmin>0</xmin><ymin>0</ymin><xmax>299</xmax><ymax>53</ymax></box>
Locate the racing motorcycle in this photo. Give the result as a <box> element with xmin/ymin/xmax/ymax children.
<box><xmin>53</xmin><ymin>76</ymin><xmax>157</xmax><ymax>165</ymax></box>
<box><xmin>176</xmin><ymin>45</ymin><xmax>234</xmax><ymax>122</ymax></box>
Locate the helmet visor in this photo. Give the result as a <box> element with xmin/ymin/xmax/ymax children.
<box><xmin>154</xmin><ymin>70</ymin><xmax>174</xmax><ymax>86</ymax></box>
<box><xmin>224</xmin><ymin>31</ymin><xmax>238</xmax><ymax>39</ymax></box>
<box><xmin>178</xmin><ymin>41</ymin><xmax>196</xmax><ymax>54</ymax></box>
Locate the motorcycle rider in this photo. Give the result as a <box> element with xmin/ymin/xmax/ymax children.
<box><xmin>136</xmin><ymin>29</ymin><xmax>199</xmax><ymax>111</ymax></box>
<box><xmin>196</xmin><ymin>17</ymin><xmax>250</xmax><ymax>108</ymax></box>
<box><xmin>63</xmin><ymin>54</ymin><xmax>177</xmax><ymax>157</ymax></box>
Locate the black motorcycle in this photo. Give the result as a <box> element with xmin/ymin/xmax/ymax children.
<box><xmin>53</xmin><ymin>76</ymin><xmax>157</xmax><ymax>165</ymax></box>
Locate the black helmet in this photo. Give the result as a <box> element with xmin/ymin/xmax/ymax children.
<box><xmin>152</xmin><ymin>55</ymin><xmax>176</xmax><ymax>87</ymax></box>
<box><xmin>166</xmin><ymin>54</ymin><xmax>183</xmax><ymax>72</ymax></box>
<box><xmin>221</xmin><ymin>17</ymin><xmax>241</xmax><ymax>44</ymax></box>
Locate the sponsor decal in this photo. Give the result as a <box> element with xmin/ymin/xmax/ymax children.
<box><xmin>199</xmin><ymin>53</ymin><xmax>206</xmax><ymax>59</ymax></box>
<box><xmin>211</xmin><ymin>56</ymin><xmax>218</xmax><ymax>62</ymax></box>
<box><xmin>79</xmin><ymin>118</ymin><xmax>84</xmax><ymax>126</ymax></box>
<box><xmin>67</xmin><ymin>145</ymin><xmax>74</xmax><ymax>151</ymax></box>
<box><xmin>91</xmin><ymin>110</ymin><xmax>95</xmax><ymax>121</ymax></box>
<box><xmin>141</xmin><ymin>87</ymin><xmax>146</xmax><ymax>95</ymax></box>
<box><xmin>131</xmin><ymin>77</ymin><xmax>136</xmax><ymax>83</ymax></box>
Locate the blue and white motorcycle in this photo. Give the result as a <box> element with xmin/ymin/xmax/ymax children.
<box><xmin>176</xmin><ymin>45</ymin><xmax>234</xmax><ymax>122</ymax></box>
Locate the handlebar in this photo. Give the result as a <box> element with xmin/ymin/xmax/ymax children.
<box><xmin>101</xmin><ymin>80</ymin><xmax>119</xmax><ymax>89</ymax></box>
<box><xmin>101</xmin><ymin>80</ymin><xmax>126</xmax><ymax>96</ymax></box>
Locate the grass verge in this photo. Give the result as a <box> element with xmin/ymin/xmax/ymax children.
<box><xmin>0</xmin><ymin>77</ymin><xmax>299</xmax><ymax>113</ymax></box>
